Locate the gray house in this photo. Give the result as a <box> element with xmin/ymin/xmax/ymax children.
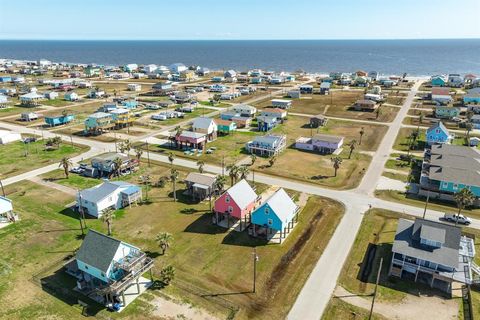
<box><xmin>389</xmin><ymin>218</ymin><xmax>478</xmax><ymax>293</ymax></box>
<box><xmin>184</xmin><ymin>172</ymin><xmax>217</xmax><ymax>201</ymax></box>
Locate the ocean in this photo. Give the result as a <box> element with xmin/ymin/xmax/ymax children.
<box><xmin>0</xmin><ymin>39</ymin><xmax>479</xmax><ymax>75</ymax></box>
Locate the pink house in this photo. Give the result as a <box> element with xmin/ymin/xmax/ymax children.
<box><xmin>214</xmin><ymin>179</ymin><xmax>258</xmax><ymax>231</ymax></box>
<box><xmin>175</xmin><ymin>131</ymin><xmax>207</xmax><ymax>150</ymax></box>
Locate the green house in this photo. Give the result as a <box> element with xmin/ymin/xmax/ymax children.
<box><xmin>215</xmin><ymin>119</ymin><xmax>237</xmax><ymax>134</ymax></box>
<box><xmin>434</xmin><ymin>106</ymin><xmax>460</xmax><ymax>119</ymax></box>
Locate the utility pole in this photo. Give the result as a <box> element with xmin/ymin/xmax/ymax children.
<box><xmin>222</xmin><ymin>155</ymin><xmax>225</xmax><ymax>176</ymax></box>
<box><xmin>146</xmin><ymin>142</ymin><xmax>150</xmax><ymax>167</ymax></box>
<box><xmin>252</xmin><ymin>247</ymin><xmax>259</xmax><ymax>293</ymax></box>
<box><xmin>369</xmin><ymin>258</ymin><xmax>383</xmax><ymax>320</ymax></box>
<box><xmin>0</xmin><ymin>179</ymin><xmax>5</xmax><ymax>197</ymax></box>
<box><xmin>78</xmin><ymin>195</ymin><xmax>86</xmax><ymax>235</ymax></box>
<box><xmin>423</xmin><ymin>189</ymin><xmax>430</xmax><ymax>219</ymax></box>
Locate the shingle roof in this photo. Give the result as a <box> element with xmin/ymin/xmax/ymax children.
<box><xmin>192</xmin><ymin>117</ymin><xmax>214</xmax><ymax>129</ymax></box>
<box><xmin>225</xmin><ymin>179</ymin><xmax>257</xmax><ymax>210</ymax></box>
<box><xmin>78</xmin><ymin>181</ymin><xmax>137</xmax><ymax>203</ymax></box>
<box><xmin>185</xmin><ymin>172</ymin><xmax>216</xmax><ymax>187</ymax></box>
<box><xmin>392</xmin><ymin>218</ymin><xmax>461</xmax><ymax>268</ymax></box>
<box><xmin>76</xmin><ymin>230</ymin><xmax>121</xmax><ymax>273</ymax></box>
<box><xmin>427</xmin><ymin>121</ymin><xmax>449</xmax><ymax>135</ymax></box>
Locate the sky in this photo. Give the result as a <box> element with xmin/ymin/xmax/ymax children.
<box><xmin>0</xmin><ymin>0</ymin><xmax>479</xmax><ymax>40</ymax></box>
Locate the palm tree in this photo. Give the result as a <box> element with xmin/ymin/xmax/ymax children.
<box><xmin>197</xmin><ymin>160</ymin><xmax>205</xmax><ymax>173</ymax></box>
<box><xmin>418</xmin><ymin>114</ymin><xmax>424</xmax><ymax>128</ymax></box>
<box><xmin>214</xmin><ymin>175</ymin><xmax>226</xmax><ymax>194</ymax></box>
<box><xmin>170</xmin><ymin>168</ymin><xmax>179</xmax><ymax>202</ymax></box>
<box><xmin>134</xmin><ymin>146</ymin><xmax>143</xmax><ymax>161</ymax></box>
<box><xmin>226</xmin><ymin>163</ymin><xmax>239</xmax><ymax>185</ymax></box>
<box><xmin>250</xmin><ymin>154</ymin><xmax>257</xmax><ymax>166</ymax></box>
<box><xmin>268</xmin><ymin>154</ymin><xmax>277</xmax><ymax>167</ymax></box>
<box><xmin>348</xmin><ymin>140</ymin><xmax>357</xmax><ymax>159</ymax></box>
<box><xmin>139</xmin><ymin>174</ymin><xmax>151</xmax><ymax>200</ymax></box>
<box><xmin>156</xmin><ymin>232</ymin><xmax>173</xmax><ymax>255</ymax></box>
<box><xmin>123</xmin><ymin>139</ymin><xmax>132</xmax><ymax>155</ymax></box>
<box><xmin>59</xmin><ymin>157</ymin><xmax>73</xmax><ymax>179</ymax></box>
<box><xmin>113</xmin><ymin>157</ymin><xmax>124</xmax><ymax>177</ymax></box>
<box><xmin>168</xmin><ymin>152</ymin><xmax>175</xmax><ymax>167</ymax></box>
<box><xmin>101</xmin><ymin>208</ymin><xmax>116</xmax><ymax>236</ymax></box>
<box><xmin>331</xmin><ymin>156</ymin><xmax>343</xmax><ymax>177</ymax></box>
<box><xmin>454</xmin><ymin>188</ymin><xmax>475</xmax><ymax>226</ymax></box>
<box><xmin>159</xmin><ymin>265</ymin><xmax>176</xmax><ymax>285</ymax></box>
<box><xmin>238</xmin><ymin>165</ymin><xmax>250</xmax><ymax>180</ymax></box>
<box><xmin>465</xmin><ymin>122</ymin><xmax>473</xmax><ymax>146</ymax></box>
<box><xmin>359</xmin><ymin>127</ymin><xmax>365</xmax><ymax>145</ymax></box>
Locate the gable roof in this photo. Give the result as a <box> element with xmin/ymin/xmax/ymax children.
<box><xmin>78</xmin><ymin>181</ymin><xmax>136</xmax><ymax>203</ymax></box>
<box><xmin>185</xmin><ymin>172</ymin><xmax>216</xmax><ymax>187</ymax></box>
<box><xmin>76</xmin><ymin>229</ymin><xmax>121</xmax><ymax>273</ymax></box>
<box><xmin>313</xmin><ymin>134</ymin><xmax>344</xmax><ymax>143</ymax></box>
<box><xmin>225</xmin><ymin>179</ymin><xmax>257</xmax><ymax>209</ymax></box>
<box><xmin>427</xmin><ymin>121</ymin><xmax>449</xmax><ymax>135</ymax></box>
<box><xmin>192</xmin><ymin>117</ymin><xmax>214</xmax><ymax>129</ymax></box>
<box><xmin>262</xmin><ymin>188</ymin><xmax>297</xmax><ymax>222</ymax></box>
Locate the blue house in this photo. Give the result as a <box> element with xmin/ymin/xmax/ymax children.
<box><xmin>426</xmin><ymin>122</ymin><xmax>453</xmax><ymax>145</ymax></box>
<box><xmin>220</xmin><ymin>111</ymin><xmax>240</xmax><ymax>121</ymax></box>
<box><xmin>464</xmin><ymin>93</ymin><xmax>480</xmax><ymax>105</ymax></box>
<box><xmin>257</xmin><ymin>115</ymin><xmax>278</xmax><ymax>132</ymax></box>
<box><xmin>251</xmin><ymin>188</ymin><xmax>299</xmax><ymax>242</ymax></box>
<box><xmin>0</xmin><ymin>76</ymin><xmax>12</xmax><ymax>83</ymax></box>
<box><xmin>121</xmin><ymin>100</ymin><xmax>138</xmax><ymax>109</ymax></box>
<box><xmin>45</xmin><ymin>114</ymin><xmax>75</xmax><ymax>127</ymax></box>
<box><xmin>431</xmin><ymin>76</ymin><xmax>447</xmax><ymax>87</ymax></box>
<box><xmin>70</xmin><ymin>230</ymin><xmax>154</xmax><ymax>310</ymax></box>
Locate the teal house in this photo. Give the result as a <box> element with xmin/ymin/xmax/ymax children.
<box><xmin>426</xmin><ymin>122</ymin><xmax>453</xmax><ymax>145</ymax></box>
<box><xmin>464</xmin><ymin>93</ymin><xmax>480</xmax><ymax>105</ymax></box>
<box><xmin>434</xmin><ymin>106</ymin><xmax>460</xmax><ymax>119</ymax></box>
<box><xmin>45</xmin><ymin>114</ymin><xmax>75</xmax><ymax>127</ymax></box>
<box><xmin>431</xmin><ymin>76</ymin><xmax>447</xmax><ymax>87</ymax></box>
<box><xmin>121</xmin><ymin>100</ymin><xmax>138</xmax><ymax>109</ymax></box>
<box><xmin>70</xmin><ymin>229</ymin><xmax>155</xmax><ymax>309</ymax></box>
<box><xmin>251</xmin><ymin>188</ymin><xmax>299</xmax><ymax>242</ymax></box>
<box><xmin>215</xmin><ymin>119</ymin><xmax>237</xmax><ymax>134</ymax></box>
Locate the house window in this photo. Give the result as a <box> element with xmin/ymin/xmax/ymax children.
<box><xmin>101</xmin><ymin>273</ymin><xmax>105</xmax><ymax>277</ymax></box>
<box><xmin>265</xmin><ymin>207</ymin><xmax>270</xmax><ymax>215</ymax></box>
<box><xmin>108</xmin><ymin>196</ymin><xmax>112</xmax><ymax>202</ymax></box>
<box><xmin>435</xmin><ymin>129</ymin><xmax>440</xmax><ymax>134</ymax></box>
<box><xmin>453</xmin><ymin>183</ymin><xmax>458</xmax><ymax>190</ymax></box>
<box><xmin>84</xmin><ymin>265</ymin><xmax>89</xmax><ymax>270</ymax></box>
<box><xmin>442</xmin><ymin>182</ymin><xmax>448</xmax><ymax>188</ymax></box>
<box><xmin>228</xmin><ymin>206</ymin><xmax>233</xmax><ymax>213</ymax></box>
<box><xmin>225</xmin><ymin>196</ymin><xmax>230</xmax><ymax>203</ymax></box>
<box><xmin>267</xmin><ymin>219</ymin><xmax>273</xmax><ymax>225</ymax></box>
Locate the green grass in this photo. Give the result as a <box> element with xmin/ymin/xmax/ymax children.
<box><xmin>41</xmin><ymin>99</ymin><xmax>75</xmax><ymax>107</ymax></box>
<box><xmin>40</xmin><ymin>169</ymin><xmax>101</xmax><ymax>189</ymax></box>
<box><xmin>393</xmin><ymin>127</ymin><xmax>426</xmax><ymax>152</ymax></box>
<box><xmin>374</xmin><ymin>190</ymin><xmax>480</xmax><ymax>220</ymax></box>
<box><xmin>0</xmin><ymin>140</ymin><xmax>88</xmax><ymax>178</ymax></box>
<box><xmin>0</xmin><ymin>161</ymin><xmax>345</xmax><ymax>319</ymax></box>
<box><xmin>382</xmin><ymin>171</ymin><xmax>409</xmax><ymax>182</ymax></box>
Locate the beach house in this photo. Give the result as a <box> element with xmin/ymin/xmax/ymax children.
<box><xmin>251</xmin><ymin>188</ymin><xmax>299</xmax><ymax>243</ymax></box>
<box><xmin>128</xmin><ymin>83</ymin><xmax>141</xmax><ymax>92</ymax></box>
<box><xmin>310</xmin><ymin>114</ymin><xmax>328</xmax><ymax>128</ymax></box>
<box><xmin>214</xmin><ymin>119</ymin><xmax>237</xmax><ymax>135</ymax></box>
<box><xmin>0</xmin><ymin>130</ymin><xmax>21</xmax><ymax>144</ymax></box>
<box><xmin>45</xmin><ymin>114</ymin><xmax>75</xmax><ymax>127</ymax></box>
<box><xmin>77</xmin><ymin>181</ymin><xmax>141</xmax><ymax>218</ymax></box>
<box><xmin>431</xmin><ymin>87</ymin><xmax>452</xmax><ymax>105</ymax></box>
<box><xmin>260</xmin><ymin>108</ymin><xmax>287</xmax><ymax>120</ymax></box>
<box><xmin>463</xmin><ymin>88</ymin><xmax>480</xmax><ymax>105</ymax></box>
<box><xmin>389</xmin><ymin>218</ymin><xmax>477</xmax><ymax>293</ymax></box>
<box><xmin>419</xmin><ymin>144</ymin><xmax>480</xmax><ymax>204</ymax></box>
<box><xmin>20</xmin><ymin>112</ymin><xmax>39</xmax><ymax>122</ymax></box>
<box><xmin>271</xmin><ymin>99</ymin><xmax>292</xmax><ymax>109</ymax></box>
<box><xmin>67</xmin><ymin>230</ymin><xmax>154</xmax><ymax>311</ymax></box>
<box><xmin>192</xmin><ymin>117</ymin><xmax>217</xmax><ymax>141</ymax></box>
<box><xmin>431</xmin><ymin>75</ymin><xmax>447</xmax><ymax>87</ymax></box>
<box><xmin>83</xmin><ymin>153</ymin><xmax>138</xmax><ymax>178</ymax></box>
<box><xmin>184</xmin><ymin>172</ymin><xmax>217</xmax><ymax>201</ymax></box>
<box><xmin>175</xmin><ymin>131</ymin><xmax>207</xmax><ymax>150</ymax></box>
<box><xmin>85</xmin><ymin>112</ymin><xmax>115</xmax><ymax>134</ymax></box>
<box><xmin>44</xmin><ymin>91</ymin><xmax>59</xmax><ymax>100</ymax></box>
<box><xmin>20</xmin><ymin>92</ymin><xmax>44</xmax><ymax>106</ymax></box>
<box><xmin>257</xmin><ymin>115</ymin><xmax>278</xmax><ymax>132</ymax></box>
<box><xmin>233</xmin><ymin>104</ymin><xmax>257</xmax><ymax>117</ymax></box>
<box><xmin>295</xmin><ymin>134</ymin><xmax>344</xmax><ymax>154</ymax></box>
<box><xmin>65</xmin><ymin>92</ymin><xmax>79</xmax><ymax>101</ymax></box>
<box><xmin>426</xmin><ymin>122</ymin><xmax>453</xmax><ymax>145</ymax></box>
<box><xmin>245</xmin><ymin>134</ymin><xmax>286</xmax><ymax>157</ymax></box>
<box><xmin>0</xmin><ymin>196</ymin><xmax>18</xmax><ymax>223</ymax></box>
<box><xmin>214</xmin><ymin>179</ymin><xmax>258</xmax><ymax>231</ymax></box>
<box><xmin>434</xmin><ymin>106</ymin><xmax>460</xmax><ymax>119</ymax></box>
<box><xmin>354</xmin><ymin>99</ymin><xmax>377</xmax><ymax>111</ymax></box>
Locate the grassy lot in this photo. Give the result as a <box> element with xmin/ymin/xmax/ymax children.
<box><xmin>403</xmin><ymin>116</ymin><xmax>460</xmax><ymax>131</ymax></box>
<box><xmin>338</xmin><ymin>208</ymin><xmax>480</xmax><ymax>303</ymax></box>
<box><xmin>382</xmin><ymin>171</ymin><xmax>409</xmax><ymax>182</ymax></box>
<box><xmin>374</xmin><ymin>190</ymin><xmax>480</xmax><ymax>220</ymax></box>
<box><xmin>40</xmin><ymin>169</ymin><xmax>102</xmax><ymax>190</ymax></box>
<box><xmin>322</xmin><ymin>298</ymin><xmax>387</xmax><ymax>320</ymax></box>
<box><xmin>41</xmin><ymin>99</ymin><xmax>77</xmax><ymax>107</ymax></box>
<box><xmin>252</xmin><ymin>148</ymin><xmax>371</xmax><ymax>190</ymax></box>
<box><xmin>0</xmin><ymin>140</ymin><xmax>88</xmax><ymax>178</ymax></box>
<box><xmin>0</xmin><ymin>161</ymin><xmax>345</xmax><ymax>319</ymax></box>
<box><xmin>0</xmin><ymin>105</ymin><xmax>45</xmax><ymax>118</ymax></box>
<box><xmin>392</xmin><ymin>127</ymin><xmax>426</xmax><ymax>152</ymax></box>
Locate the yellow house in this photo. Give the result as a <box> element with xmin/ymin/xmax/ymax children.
<box><xmin>111</xmin><ymin>108</ymin><xmax>134</xmax><ymax>128</ymax></box>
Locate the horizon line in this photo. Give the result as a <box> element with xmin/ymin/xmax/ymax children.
<box><xmin>0</xmin><ymin>37</ymin><xmax>480</xmax><ymax>41</ymax></box>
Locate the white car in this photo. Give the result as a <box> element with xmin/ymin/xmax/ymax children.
<box><xmin>443</xmin><ymin>213</ymin><xmax>472</xmax><ymax>225</ymax></box>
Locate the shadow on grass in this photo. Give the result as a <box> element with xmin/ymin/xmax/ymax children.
<box><xmin>357</xmin><ymin>242</ymin><xmax>451</xmax><ymax>298</ymax></box>
<box><xmin>183</xmin><ymin>212</ymin><xmax>226</xmax><ymax>235</ymax></box>
<box><xmin>39</xmin><ymin>265</ymin><xmax>104</xmax><ymax>316</ymax></box>
<box><xmin>221</xmin><ymin>229</ymin><xmax>269</xmax><ymax>247</ymax></box>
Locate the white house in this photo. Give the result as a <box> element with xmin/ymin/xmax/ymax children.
<box><xmin>271</xmin><ymin>99</ymin><xmax>292</xmax><ymax>109</ymax></box>
<box><xmin>44</xmin><ymin>91</ymin><xmax>59</xmax><ymax>100</ymax></box>
<box><xmin>143</xmin><ymin>64</ymin><xmax>157</xmax><ymax>73</ymax></box>
<box><xmin>0</xmin><ymin>130</ymin><xmax>21</xmax><ymax>144</ymax></box>
<box><xmin>76</xmin><ymin>181</ymin><xmax>142</xmax><ymax>218</ymax></box>
<box><xmin>169</xmin><ymin>63</ymin><xmax>187</xmax><ymax>74</ymax></box>
<box><xmin>0</xmin><ymin>196</ymin><xmax>16</xmax><ymax>223</ymax></box>
<box><xmin>192</xmin><ymin>117</ymin><xmax>218</xmax><ymax>141</ymax></box>
<box><xmin>128</xmin><ymin>83</ymin><xmax>142</xmax><ymax>92</ymax></box>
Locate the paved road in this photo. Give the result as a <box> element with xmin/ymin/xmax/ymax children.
<box><xmin>0</xmin><ymin>78</ymin><xmax>473</xmax><ymax>319</ymax></box>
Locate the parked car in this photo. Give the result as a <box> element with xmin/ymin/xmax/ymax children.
<box><xmin>70</xmin><ymin>167</ymin><xmax>84</xmax><ymax>174</ymax></box>
<box><xmin>23</xmin><ymin>137</ymin><xmax>37</xmax><ymax>144</ymax></box>
<box><xmin>442</xmin><ymin>213</ymin><xmax>471</xmax><ymax>225</ymax></box>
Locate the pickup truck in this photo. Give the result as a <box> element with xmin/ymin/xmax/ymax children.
<box><xmin>443</xmin><ymin>213</ymin><xmax>472</xmax><ymax>225</ymax></box>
